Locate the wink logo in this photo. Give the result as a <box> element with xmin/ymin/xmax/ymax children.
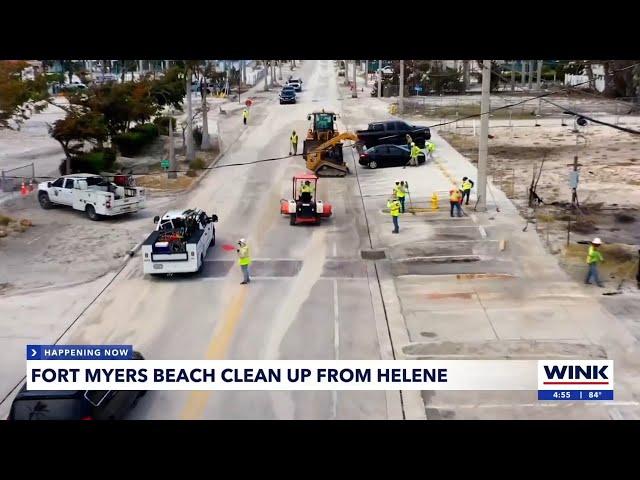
<box><xmin>537</xmin><ymin>360</ymin><xmax>614</xmax><ymax>390</ymax></box>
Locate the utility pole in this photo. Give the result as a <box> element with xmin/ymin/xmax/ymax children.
<box><xmin>279</xmin><ymin>60</ymin><xmax>282</xmax><ymax>80</ymax></box>
<box><xmin>201</xmin><ymin>80</ymin><xmax>211</xmax><ymax>150</ymax></box>
<box><xmin>168</xmin><ymin>114</ymin><xmax>176</xmax><ymax>179</ymax></box>
<box><xmin>352</xmin><ymin>60</ymin><xmax>358</xmax><ymax>98</ymax></box>
<box><xmin>463</xmin><ymin>60</ymin><xmax>470</xmax><ymax>92</ymax></box>
<box><xmin>185</xmin><ymin>67</ymin><xmax>195</xmax><ymax>162</ymax></box>
<box><xmin>264</xmin><ymin>60</ymin><xmax>268</xmax><ymax>91</ymax></box>
<box><xmin>399</xmin><ymin>60</ymin><xmax>405</xmax><ymax>114</ymax></box>
<box><xmin>521</xmin><ymin>60</ymin><xmax>526</xmax><ymax>86</ymax></box>
<box><xmin>510</xmin><ymin>60</ymin><xmax>515</xmax><ymax>91</ymax></box>
<box><xmin>476</xmin><ymin>59</ymin><xmax>492</xmax><ymax>212</ymax></box>
<box><xmin>344</xmin><ymin>60</ymin><xmax>350</xmax><ymax>86</ymax></box>
<box><xmin>528</xmin><ymin>60</ymin><xmax>534</xmax><ymax>89</ymax></box>
<box><xmin>378</xmin><ymin>59</ymin><xmax>382</xmax><ymax>98</ymax></box>
<box><xmin>536</xmin><ymin>60</ymin><xmax>543</xmax><ymax>90</ymax></box>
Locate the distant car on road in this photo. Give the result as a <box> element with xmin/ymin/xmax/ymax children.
<box><xmin>359</xmin><ymin>144</ymin><xmax>425</xmax><ymax>169</ymax></box>
<box><xmin>377</xmin><ymin>66</ymin><xmax>394</xmax><ymax>75</ymax></box>
<box><xmin>286</xmin><ymin>78</ymin><xmax>302</xmax><ymax>92</ymax></box>
<box><xmin>279</xmin><ymin>86</ymin><xmax>297</xmax><ymax>104</ymax></box>
<box><xmin>61</xmin><ymin>82</ymin><xmax>87</xmax><ymax>91</ymax></box>
<box><xmin>7</xmin><ymin>351</ymin><xmax>146</xmax><ymax>420</ymax></box>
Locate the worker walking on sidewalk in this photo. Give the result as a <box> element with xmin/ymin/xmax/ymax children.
<box><xmin>425</xmin><ymin>140</ymin><xmax>435</xmax><ymax>162</ymax></box>
<box><xmin>242</xmin><ymin>107</ymin><xmax>249</xmax><ymax>126</ymax></box>
<box><xmin>237</xmin><ymin>238</ymin><xmax>251</xmax><ymax>284</ymax></box>
<box><xmin>461</xmin><ymin>176</ymin><xmax>475</xmax><ymax>205</ymax></box>
<box><xmin>409</xmin><ymin>142</ymin><xmax>421</xmax><ymax>167</ymax></box>
<box><xmin>387</xmin><ymin>194</ymin><xmax>401</xmax><ymax>233</ymax></box>
<box><xmin>394</xmin><ymin>181</ymin><xmax>406</xmax><ymax>213</ymax></box>
<box><xmin>289</xmin><ymin>130</ymin><xmax>299</xmax><ymax>155</ymax></box>
<box><xmin>585</xmin><ymin>237</ymin><xmax>605</xmax><ymax>287</ymax></box>
<box><xmin>449</xmin><ymin>186</ymin><xmax>463</xmax><ymax>217</ymax></box>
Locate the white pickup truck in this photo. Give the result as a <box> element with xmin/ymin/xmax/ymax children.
<box><xmin>142</xmin><ymin>208</ymin><xmax>218</xmax><ymax>275</ymax></box>
<box><xmin>38</xmin><ymin>174</ymin><xmax>146</xmax><ymax>220</ymax></box>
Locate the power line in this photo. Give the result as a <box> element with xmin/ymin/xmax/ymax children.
<box><xmin>426</xmin><ymin>62</ymin><xmax>640</xmax><ymax>131</ymax></box>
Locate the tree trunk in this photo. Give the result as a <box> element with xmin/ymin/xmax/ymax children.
<box><xmin>120</xmin><ymin>60</ymin><xmax>125</xmax><ymax>83</ymax></box>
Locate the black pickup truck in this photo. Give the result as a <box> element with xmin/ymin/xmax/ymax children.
<box><xmin>356</xmin><ymin>120</ymin><xmax>430</xmax><ymax>149</ymax></box>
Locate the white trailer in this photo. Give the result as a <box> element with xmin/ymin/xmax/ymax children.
<box><xmin>38</xmin><ymin>174</ymin><xmax>146</xmax><ymax>220</ymax></box>
<box><xmin>142</xmin><ymin>208</ymin><xmax>218</xmax><ymax>275</ymax></box>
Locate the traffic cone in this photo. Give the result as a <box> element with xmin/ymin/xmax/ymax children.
<box><xmin>20</xmin><ymin>181</ymin><xmax>27</xmax><ymax>196</ymax></box>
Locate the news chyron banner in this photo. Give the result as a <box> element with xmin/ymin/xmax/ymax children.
<box><xmin>26</xmin><ymin>345</ymin><xmax>614</xmax><ymax>400</ymax></box>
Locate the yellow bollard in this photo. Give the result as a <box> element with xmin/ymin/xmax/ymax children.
<box><xmin>431</xmin><ymin>192</ymin><xmax>439</xmax><ymax>211</ymax></box>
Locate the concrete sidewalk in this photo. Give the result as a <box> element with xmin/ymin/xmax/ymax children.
<box><xmin>340</xmin><ymin>92</ymin><xmax>640</xmax><ymax>419</ymax></box>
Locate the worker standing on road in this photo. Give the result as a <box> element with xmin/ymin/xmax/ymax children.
<box><xmin>409</xmin><ymin>142</ymin><xmax>421</xmax><ymax>167</ymax></box>
<box><xmin>242</xmin><ymin>107</ymin><xmax>249</xmax><ymax>126</ymax></box>
<box><xmin>237</xmin><ymin>238</ymin><xmax>251</xmax><ymax>285</ymax></box>
<box><xmin>461</xmin><ymin>176</ymin><xmax>475</xmax><ymax>205</ymax></box>
<box><xmin>387</xmin><ymin>194</ymin><xmax>401</xmax><ymax>233</ymax></box>
<box><xmin>290</xmin><ymin>130</ymin><xmax>299</xmax><ymax>155</ymax></box>
<box><xmin>425</xmin><ymin>140</ymin><xmax>436</xmax><ymax>162</ymax></box>
<box><xmin>449</xmin><ymin>186</ymin><xmax>463</xmax><ymax>217</ymax></box>
<box><xmin>585</xmin><ymin>237</ymin><xmax>605</xmax><ymax>287</ymax></box>
<box><xmin>394</xmin><ymin>181</ymin><xmax>406</xmax><ymax>213</ymax></box>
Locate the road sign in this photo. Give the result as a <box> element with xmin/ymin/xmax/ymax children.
<box><xmin>161</xmin><ymin>159</ymin><xmax>170</xmax><ymax>170</ymax></box>
<box><xmin>569</xmin><ymin>171</ymin><xmax>579</xmax><ymax>188</ymax></box>
<box><xmin>245</xmin><ymin>99</ymin><xmax>252</xmax><ymax>107</ymax></box>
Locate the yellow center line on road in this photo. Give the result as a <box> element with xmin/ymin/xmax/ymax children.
<box><xmin>180</xmin><ymin>285</ymin><xmax>248</xmax><ymax>420</ymax></box>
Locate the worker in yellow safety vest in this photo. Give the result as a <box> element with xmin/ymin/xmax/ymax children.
<box><xmin>237</xmin><ymin>238</ymin><xmax>251</xmax><ymax>284</ymax></box>
<box><xmin>243</xmin><ymin>107</ymin><xmax>249</xmax><ymax>125</ymax></box>
<box><xmin>299</xmin><ymin>180</ymin><xmax>314</xmax><ymax>201</ymax></box>
<box><xmin>409</xmin><ymin>142</ymin><xmax>422</xmax><ymax>166</ymax></box>
<box><xmin>460</xmin><ymin>176</ymin><xmax>474</xmax><ymax>205</ymax></box>
<box><xmin>290</xmin><ymin>130</ymin><xmax>299</xmax><ymax>155</ymax></box>
<box><xmin>449</xmin><ymin>187</ymin><xmax>463</xmax><ymax>217</ymax></box>
<box><xmin>393</xmin><ymin>181</ymin><xmax>406</xmax><ymax>213</ymax></box>
<box><xmin>585</xmin><ymin>237</ymin><xmax>604</xmax><ymax>287</ymax></box>
<box><xmin>387</xmin><ymin>194</ymin><xmax>401</xmax><ymax>233</ymax></box>
<box><xmin>425</xmin><ymin>140</ymin><xmax>435</xmax><ymax>161</ymax></box>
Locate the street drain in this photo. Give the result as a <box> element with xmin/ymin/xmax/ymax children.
<box><xmin>361</xmin><ymin>249</ymin><xmax>386</xmax><ymax>260</ymax></box>
<box><xmin>398</xmin><ymin>255</ymin><xmax>480</xmax><ymax>264</ymax></box>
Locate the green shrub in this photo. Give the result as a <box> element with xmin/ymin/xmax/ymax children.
<box><xmin>189</xmin><ymin>157</ymin><xmax>206</xmax><ymax>170</ymax></box>
<box><xmin>131</xmin><ymin>123</ymin><xmax>159</xmax><ymax>141</ymax></box>
<box><xmin>112</xmin><ymin>124</ymin><xmax>157</xmax><ymax>157</ymax></box>
<box><xmin>58</xmin><ymin>148</ymin><xmax>117</xmax><ymax>175</ymax></box>
<box><xmin>153</xmin><ymin>116</ymin><xmax>176</xmax><ymax>136</ymax></box>
<box><xmin>113</xmin><ymin>131</ymin><xmax>147</xmax><ymax>157</ymax></box>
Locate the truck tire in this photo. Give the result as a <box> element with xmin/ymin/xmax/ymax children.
<box><xmin>209</xmin><ymin>231</ymin><xmax>216</xmax><ymax>247</ymax></box>
<box><xmin>38</xmin><ymin>192</ymin><xmax>52</xmax><ymax>209</ymax></box>
<box><xmin>197</xmin><ymin>254</ymin><xmax>204</xmax><ymax>273</ymax></box>
<box><xmin>290</xmin><ymin>213</ymin><xmax>296</xmax><ymax>226</ymax></box>
<box><xmin>85</xmin><ymin>204</ymin><xmax>99</xmax><ymax>221</ymax></box>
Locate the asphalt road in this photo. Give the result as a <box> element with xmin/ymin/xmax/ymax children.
<box><xmin>26</xmin><ymin>60</ymin><xmax>394</xmax><ymax>419</ymax></box>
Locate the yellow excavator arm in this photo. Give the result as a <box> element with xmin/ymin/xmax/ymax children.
<box><xmin>309</xmin><ymin>132</ymin><xmax>359</xmax><ymax>154</ymax></box>
<box><xmin>305</xmin><ymin>132</ymin><xmax>360</xmax><ymax>177</ymax></box>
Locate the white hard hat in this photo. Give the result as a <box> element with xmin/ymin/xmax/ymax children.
<box><xmin>239</xmin><ymin>238</ymin><xmax>246</xmax><ymax>244</ymax></box>
<box><xmin>592</xmin><ymin>237</ymin><xmax>602</xmax><ymax>245</ymax></box>
<box><xmin>411</xmin><ymin>142</ymin><xmax>415</xmax><ymax>146</ymax></box>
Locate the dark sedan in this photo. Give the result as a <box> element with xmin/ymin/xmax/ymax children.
<box><xmin>358</xmin><ymin>144</ymin><xmax>425</xmax><ymax>169</ymax></box>
<box><xmin>279</xmin><ymin>86</ymin><xmax>296</xmax><ymax>104</ymax></box>
<box><xmin>7</xmin><ymin>351</ymin><xmax>146</xmax><ymax>420</ymax></box>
